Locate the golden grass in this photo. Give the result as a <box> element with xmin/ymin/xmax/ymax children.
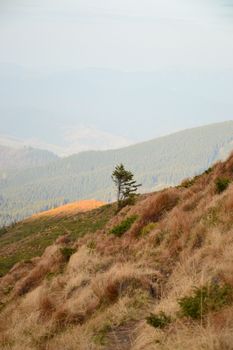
<box><xmin>1</xmin><ymin>154</ymin><xmax>233</xmax><ymax>349</ymax></box>
<box><xmin>31</xmin><ymin>199</ymin><xmax>105</xmax><ymax>219</ymax></box>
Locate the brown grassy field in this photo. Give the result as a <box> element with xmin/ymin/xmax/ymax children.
<box><xmin>1</xmin><ymin>155</ymin><xmax>233</xmax><ymax>349</ymax></box>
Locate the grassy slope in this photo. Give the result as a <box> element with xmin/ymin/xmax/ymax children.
<box><xmin>0</xmin><ymin>201</ymin><xmax>114</xmax><ymax>277</ymax></box>
<box><xmin>1</xmin><ymin>155</ymin><xmax>233</xmax><ymax>349</ymax></box>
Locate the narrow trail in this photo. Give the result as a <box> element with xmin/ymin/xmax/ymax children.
<box><xmin>105</xmin><ymin>322</ymin><xmax>138</xmax><ymax>350</ymax></box>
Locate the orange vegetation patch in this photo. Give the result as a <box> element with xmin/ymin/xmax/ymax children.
<box><xmin>31</xmin><ymin>200</ymin><xmax>106</xmax><ymax>219</ymax></box>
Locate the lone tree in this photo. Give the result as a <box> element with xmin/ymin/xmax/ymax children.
<box><xmin>112</xmin><ymin>163</ymin><xmax>141</xmax><ymax>209</ymax></box>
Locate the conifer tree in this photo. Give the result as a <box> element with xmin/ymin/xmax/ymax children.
<box><xmin>112</xmin><ymin>163</ymin><xmax>141</xmax><ymax>209</ymax></box>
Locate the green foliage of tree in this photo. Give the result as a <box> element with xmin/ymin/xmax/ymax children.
<box><xmin>112</xmin><ymin>164</ymin><xmax>141</xmax><ymax>209</ymax></box>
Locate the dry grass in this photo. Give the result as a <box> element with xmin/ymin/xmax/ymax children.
<box><xmin>1</xmin><ymin>153</ymin><xmax>233</xmax><ymax>349</ymax></box>
<box><xmin>31</xmin><ymin>199</ymin><xmax>105</xmax><ymax>219</ymax></box>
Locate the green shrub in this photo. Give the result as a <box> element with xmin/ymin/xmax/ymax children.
<box><xmin>93</xmin><ymin>324</ymin><xmax>111</xmax><ymax>345</ymax></box>
<box><xmin>117</xmin><ymin>194</ymin><xmax>138</xmax><ymax>211</ymax></box>
<box><xmin>215</xmin><ymin>177</ymin><xmax>231</xmax><ymax>194</ymax></box>
<box><xmin>60</xmin><ymin>247</ymin><xmax>76</xmax><ymax>262</ymax></box>
<box><xmin>205</xmin><ymin>167</ymin><xmax>213</xmax><ymax>175</ymax></box>
<box><xmin>203</xmin><ymin>207</ymin><xmax>219</xmax><ymax>227</ymax></box>
<box><xmin>87</xmin><ymin>240</ymin><xmax>96</xmax><ymax>251</ymax></box>
<box><xmin>140</xmin><ymin>222</ymin><xmax>157</xmax><ymax>236</ymax></box>
<box><xmin>46</xmin><ymin>271</ymin><xmax>59</xmax><ymax>281</ymax></box>
<box><xmin>3</xmin><ymin>285</ymin><xmax>13</xmax><ymax>295</ymax></box>
<box><xmin>178</xmin><ymin>284</ymin><xmax>233</xmax><ymax>320</ymax></box>
<box><xmin>146</xmin><ymin>312</ymin><xmax>171</xmax><ymax>329</ymax></box>
<box><xmin>180</xmin><ymin>178</ymin><xmax>196</xmax><ymax>188</ymax></box>
<box><xmin>0</xmin><ymin>227</ymin><xmax>7</xmax><ymax>238</ymax></box>
<box><xmin>110</xmin><ymin>215</ymin><xmax>138</xmax><ymax>237</ymax></box>
<box><xmin>155</xmin><ymin>230</ymin><xmax>166</xmax><ymax>245</ymax></box>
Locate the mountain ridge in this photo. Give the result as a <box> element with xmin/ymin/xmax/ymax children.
<box><xmin>0</xmin><ymin>144</ymin><xmax>58</xmax><ymax>170</ymax></box>
<box><xmin>1</xmin><ymin>121</ymin><xmax>233</xmax><ymax>227</ymax></box>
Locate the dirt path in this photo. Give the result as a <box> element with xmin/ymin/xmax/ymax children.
<box><xmin>105</xmin><ymin>322</ymin><xmax>137</xmax><ymax>350</ymax></box>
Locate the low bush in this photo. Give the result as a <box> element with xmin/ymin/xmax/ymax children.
<box><xmin>60</xmin><ymin>247</ymin><xmax>76</xmax><ymax>262</ymax></box>
<box><xmin>146</xmin><ymin>312</ymin><xmax>171</xmax><ymax>329</ymax></box>
<box><xmin>118</xmin><ymin>194</ymin><xmax>137</xmax><ymax>210</ymax></box>
<box><xmin>87</xmin><ymin>240</ymin><xmax>96</xmax><ymax>251</ymax></box>
<box><xmin>215</xmin><ymin>177</ymin><xmax>231</xmax><ymax>194</ymax></box>
<box><xmin>0</xmin><ymin>227</ymin><xmax>7</xmax><ymax>238</ymax></box>
<box><xmin>154</xmin><ymin>230</ymin><xmax>166</xmax><ymax>245</ymax></box>
<box><xmin>204</xmin><ymin>167</ymin><xmax>213</xmax><ymax>175</ymax></box>
<box><xmin>140</xmin><ymin>222</ymin><xmax>157</xmax><ymax>236</ymax></box>
<box><xmin>178</xmin><ymin>284</ymin><xmax>233</xmax><ymax>320</ymax></box>
<box><xmin>180</xmin><ymin>178</ymin><xmax>196</xmax><ymax>189</ymax></box>
<box><xmin>93</xmin><ymin>324</ymin><xmax>111</xmax><ymax>345</ymax></box>
<box><xmin>110</xmin><ymin>215</ymin><xmax>138</xmax><ymax>237</ymax></box>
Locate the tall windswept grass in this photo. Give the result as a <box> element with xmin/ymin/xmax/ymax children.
<box><xmin>129</xmin><ymin>189</ymin><xmax>179</xmax><ymax>237</ymax></box>
<box><xmin>1</xmin><ymin>153</ymin><xmax>233</xmax><ymax>349</ymax></box>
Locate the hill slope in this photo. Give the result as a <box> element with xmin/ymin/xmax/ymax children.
<box><xmin>1</xmin><ymin>153</ymin><xmax>233</xmax><ymax>349</ymax></box>
<box><xmin>32</xmin><ymin>199</ymin><xmax>105</xmax><ymax>219</ymax></box>
<box><xmin>1</xmin><ymin>121</ymin><xmax>233</xmax><ymax>226</ymax></box>
<box><xmin>0</xmin><ymin>144</ymin><xmax>58</xmax><ymax>170</ymax></box>
<box><xmin>0</xmin><ymin>199</ymin><xmax>108</xmax><ymax>277</ymax></box>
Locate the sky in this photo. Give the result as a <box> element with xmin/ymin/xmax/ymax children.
<box><xmin>0</xmin><ymin>0</ymin><xmax>233</xmax><ymax>155</ymax></box>
<box><xmin>1</xmin><ymin>0</ymin><xmax>233</xmax><ymax>71</ymax></box>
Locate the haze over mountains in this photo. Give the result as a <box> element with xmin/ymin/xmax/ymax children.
<box><xmin>0</xmin><ymin>121</ymin><xmax>233</xmax><ymax>227</ymax></box>
<box><xmin>0</xmin><ymin>144</ymin><xmax>58</xmax><ymax>170</ymax></box>
<box><xmin>1</xmin><ymin>66</ymin><xmax>233</xmax><ymax>155</ymax></box>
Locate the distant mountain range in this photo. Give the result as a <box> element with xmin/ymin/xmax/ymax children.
<box><xmin>0</xmin><ymin>144</ymin><xmax>58</xmax><ymax>170</ymax></box>
<box><xmin>0</xmin><ymin>121</ymin><xmax>233</xmax><ymax>227</ymax></box>
<box><xmin>1</xmin><ymin>66</ymin><xmax>233</xmax><ymax>154</ymax></box>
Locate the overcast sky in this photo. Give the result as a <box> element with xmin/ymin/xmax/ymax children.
<box><xmin>1</xmin><ymin>0</ymin><xmax>233</xmax><ymax>71</ymax></box>
<box><xmin>0</xmin><ymin>0</ymin><xmax>233</xmax><ymax>154</ymax></box>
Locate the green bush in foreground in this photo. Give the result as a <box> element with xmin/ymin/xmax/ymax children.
<box><xmin>215</xmin><ymin>177</ymin><xmax>231</xmax><ymax>194</ymax></box>
<box><xmin>180</xmin><ymin>177</ymin><xmax>196</xmax><ymax>189</ymax></box>
<box><xmin>204</xmin><ymin>167</ymin><xmax>213</xmax><ymax>175</ymax></box>
<box><xmin>110</xmin><ymin>215</ymin><xmax>138</xmax><ymax>237</ymax></box>
<box><xmin>93</xmin><ymin>324</ymin><xmax>111</xmax><ymax>345</ymax></box>
<box><xmin>60</xmin><ymin>247</ymin><xmax>76</xmax><ymax>262</ymax></box>
<box><xmin>0</xmin><ymin>227</ymin><xmax>7</xmax><ymax>238</ymax></box>
<box><xmin>178</xmin><ymin>284</ymin><xmax>233</xmax><ymax>320</ymax></box>
<box><xmin>146</xmin><ymin>312</ymin><xmax>171</xmax><ymax>329</ymax></box>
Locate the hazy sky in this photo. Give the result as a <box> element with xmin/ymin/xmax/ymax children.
<box><xmin>1</xmin><ymin>0</ymin><xmax>233</xmax><ymax>71</ymax></box>
<box><xmin>0</xmin><ymin>0</ymin><xmax>233</xmax><ymax>154</ymax></box>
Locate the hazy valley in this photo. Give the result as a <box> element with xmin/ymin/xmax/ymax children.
<box><xmin>1</xmin><ymin>121</ymin><xmax>233</xmax><ymax>227</ymax></box>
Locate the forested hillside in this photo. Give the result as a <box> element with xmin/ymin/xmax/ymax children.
<box><xmin>0</xmin><ymin>145</ymin><xmax>58</xmax><ymax>170</ymax></box>
<box><xmin>1</xmin><ymin>121</ymin><xmax>233</xmax><ymax>227</ymax></box>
